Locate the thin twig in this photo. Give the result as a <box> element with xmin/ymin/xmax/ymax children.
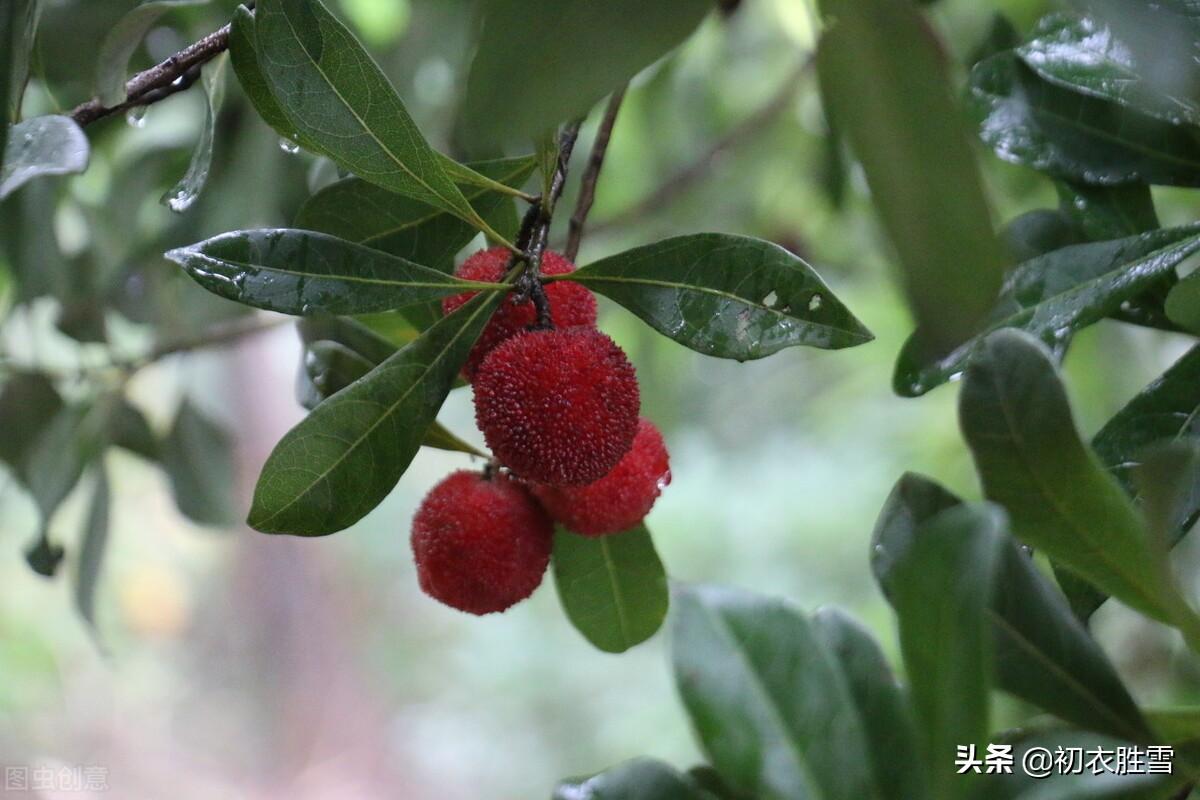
<box><xmin>70</xmin><ymin>17</ymin><xmax>238</xmax><ymax>126</ymax></box>
<box><xmin>118</xmin><ymin>314</ymin><xmax>287</xmax><ymax>371</ymax></box>
<box><xmin>565</xmin><ymin>84</ymin><xmax>627</xmax><ymax>262</ymax></box>
<box><xmin>587</xmin><ymin>56</ymin><xmax>813</xmax><ymax>236</ymax></box>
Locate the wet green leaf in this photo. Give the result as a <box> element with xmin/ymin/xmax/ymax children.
<box><xmin>161</xmin><ymin>54</ymin><xmax>225</xmax><ymax>213</ymax></box>
<box><xmin>818</xmin><ymin>0</ymin><xmax>1006</xmax><ymax>359</ymax></box>
<box><xmin>0</xmin><ymin>115</ymin><xmax>89</xmax><ymax>200</ymax></box>
<box><xmin>671</xmin><ymin>584</ymin><xmax>876</xmax><ymax>800</ymax></box>
<box><xmin>553</xmin><ymin>759</ymin><xmax>718</xmax><ymax>800</ymax></box>
<box><xmin>566</xmin><ymin>234</ymin><xmax>872</xmax><ymax>360</ymax></box>
<box><xmin>552</xmin><ymin>525</ymin><xmax>668</xmax><ymax>654</ymax></box>
<box><xmin>872</xmin><ymin>474</ymin><xmax>1152</xmax><ymax>743</ymax></box>
<box><xmin>970</xmin><ymin>53</ymin><xmax>1200</xmax><ymax>186</ymax></box>
<box><xmin>166</xmin><ymin>228</ymin><xmax>503</xmax><ymax>316</ymax></box>
<box><xmin>959</xmin><ymin>329</ymin><xmax>1184</xmax><ymax>624</ymax></box>
<box><xmin>890</xmin><ymin>503</ymin><xmax>1004</xmax><ymax>800</ymax></box>
<box><xmin>461</xmin><ymin>0</ymin><xmax>710</xmax><ymax>147</ymax></box>
<box><xmin>895</xmin><ymin>223</ymin><xmax>1200</xmax><ymax>396</ymax></box>
<box><xmin>249</xmin><ymin>290</ymin><xmax>504</xmax><ymax>535</ymax></box>
<box><xmin>95</xmin><ymin>0</ymin><xmax>208</xmax><ymax>106</ymax></box>
<box><xmin>253</xmin><ymin>0</ymin><xmax>503</xmax><ymax>240</ymax></box>
<box><xmin>74</xmin><ymin>467</ymin><xmax>110</xmax><ymax>630</ymax></box>
<box><xmin>162</xmin><ymin>399</ymin><xmax>236</xmax><ymax>527</ymax></box>
<box><xmin>1056</xmin><ymin>181</ymin><xmax>1159</xmax><ymax>241</ymax></box>
<box><xmin>810</xmin><ymin>608</ymin><xmax>928</xmax><ymax>800</ymax></box>
<box><xmin>295</xmin><ymin>155</ymin><xmax>536</xmax><ymax>269</ymax></box>
<box><xmin>1018</xmin><ymin>13</ymin><xmax>1200</xmax><ymax>127</ymax></box>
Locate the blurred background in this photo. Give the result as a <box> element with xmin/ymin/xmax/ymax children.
<box><xmin>3</xmin><ymin>0</ymin><xmax>1200</xmax><ymax>797</ymax></box>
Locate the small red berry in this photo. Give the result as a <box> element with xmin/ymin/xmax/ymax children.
<box><xmin>442</xmin><ymin>247</ymin><xmax>597</xmax><ymax>380</ymax></box>
<box><xmin>473</xmin><ymin>327</ymin><xmax>640</xmax><ymax>487</ymax></box>
<box><xmin>411</xmin><ymin>470</ymin><xmax>552</xmax><ymax>615</ymax></box>
<box><xmin>532</xmin><ymin>419</ymin><xmax>671</xmax><ymax>536</ymax></box>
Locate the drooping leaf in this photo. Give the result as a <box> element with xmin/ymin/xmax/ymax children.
<box><xmin>895</xmin><ymin>223</ymin><xmax>1200</xmax><ymax>396</ymax></box>
<box><xmin>298</xmin><ymin>338</ymin><xmax>483</xmax><ymax>456</ymax></box>
<box><xmin>295</xmin><ymin>155</ymin><xmax>536</xmax><ymax>269</ymax></box>
<box><xmin>109</xmin><ymin>399</ymin><xmax>160</xmax><ymax>461</ymax></box>
<box><xmin>1166</xmin><ymin>270</ymin><xmax>1200</xmax><ymax>333</ymax></box>
<box><xmin>1</xmin><ymin>0</ymin><xmax>41</xmax><ymax>167</ymax></box>
<box><xmin>1017</xmin><ymin>13</ymin><xmax>1200</xmax><ymax>127</ymax></box>
<box><xmin>165</xmin><ymin>228</ymin><xmax>503</xmax><ymax>316</ymax></box>
<box><xmin>818</xmin><ymin>0</ymin><xmax>1005</xmax><ymax>361</ymax></box>
<box><xmin>970</xmin><ymin>53</ymin><xmax>1200</xmax><ymax>187</ymax></box>
<box><xmin>229</xmin><ymin>5</ymin><xmax>301</xmax><ymax>142</ymax></box>
<box><xmin>872</xmin><ymin>474</ymin><xmax>1153</xmax><ymax>743</ymax></box>
<box><xmin>95</xmin><ymin>0</ymin><xmax>208</xmax><ymax>106</ymax></box>
<box><xmin>0</xmin><ymin>371</ymin><xmax>64</xmax><ymax>481</ymax></box>
<box><xmin>889</xmin><ymin>503</ymin><xmax>1004</xmax><ymax>800</ymax></box>
<box><xmin>552</xmin><ymin>525</ymin><xmax>668</xmax><ymax>654</ymax></box>
<box><xmin>297</xmin><ymin>314</ymin><xmax>402</xmax><ymax>363</ymax></box>
<box><xmin>564</xmin><ymin>234</ymin><xmax>872</xmax><ymax>360</ymax></box>
<box><xmin>74</xmin><ymin>467</ymin><xmax>110</xmax><ymax>630</ymax></box>
<box><xmin>810</xmin><ymin>608</ymin><xmax>929</xmax><ymax>800</ymax></box>
<box><xmin>552</xmin><ymin>759</ymin><xmax>719</xmax><ymax>800</ymax></box>
<box><xmin>1056</xmin><ymin>181</ymin><xmax>1159</xmax><ymax>241</ymax></box>
<box><xmin>1000</xmin><ymin>209</ymin><xmax>1081</xmax><ymax>264</ymax></box>
<box><xmin>959</xmin><ymin>329</ymin><xmax>1186</xmax><ymax>624</ymax></box>
<box><xmin>252</xmin><ymin>0</ymin><xmax>504</xmax><ymax>240</ymax></box>
<box><xmin>161</xmin><ymin>53</ymin><xmax>226</xmax><ymax>213</ymax></box>
<box><xmin>249</xmin><ymin>289</ymin><xmax>504</xmax><ymax>535</ymax></box>
<box><xmin>671</xmin><ymin>584</ymin><xmax>876</xmax><ymax>800</ymax></box>
<box><xmin>461</xmin><ymin>0</ymin><xmax>710</xmax><ymax>147</ymax></box>
<box><xmin>162</xmin><ymin>399</ymin><xmax>236</xmax><ymax>527</ymax></box>
<box><xmin>0</xmin><ymin>115</ymin><xmax>89</xmax><ymax>200</ymax></box>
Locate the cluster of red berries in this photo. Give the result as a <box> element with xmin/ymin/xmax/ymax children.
<box><xmin>410</xmin><ymin>248</ymin><xmax>671</xmax><ymax>615</ymax></box>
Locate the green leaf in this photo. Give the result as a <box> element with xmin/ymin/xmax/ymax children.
<box><xmin>249</xmin><ymin>289</ymin><xmax>504</xmax><ymax>535</ymax></box>
<box><xmin>253</xmin><ymin>0</ymin><xmax>504</xmax><ymax>241</ymax></box>
<box><xmin>890</xmin><ymin>503</ymin><xmax>1004</xmax><ymax>800</ymax></box>
<box><xmin>229</xmin><ymin>5</ymin><xmax>300</xmax><ymax>141</ymax></box>
<box><xmin>818</xmin><ymin>0</ymin><xmax>1005</xmax><ymax>359</ymax></box>
<box><xmin>553</xmin><ymin>759</ymin><xmax>718</xmax><ymax>800</ymax></box>
<box><xmin>969</xmin><ymin>53</ymin><xmax>1200</xmax><ymax>187</ymax></box>
<box><xmin>1017</xmin><ymin>13</ymin><xmax>1200</xmax><ymax>127</ymax></box>
<box><xmin>162</xmin><ymin>399</ymin><xmax>236</xmax><ymax>527</ymax></box>
<box><xmin>74</xmin><ymin>467</ymin><xmax>110</xmax><ymax>630</ymax></box>
<box><xmin>565</xmin><ymin>234</ymin><xmax>872</xmax><ymax>360</ymax></box>
<box><xmin>461</xmin><ymin>0</ymin><xmax>710</xmax><ymax>147</ymax></box>
<box><xmin>959</xmin><ymin>329</ymin><xmax>1183</xmax><ymax>624</ymax></box>
<box><xmin>552</xmin><ymin>525</ymin><xmax>669</xmax><ymax>654</ymax></box>
<box><xmin>0</xmin><ymin>115</ymin><xmax>89</xmax><ymax>200</ymax></box>
<box><xmin>295</xmin><ymin>155</ymin><xmax>536</xmax><ymax>269</ymax></box>
<box><xmin>872</xmin><ymin>474</ymin><xmax>1153</xmax><ymax>743</ymax></box>
<box><xmin>298</xmin><ymin>338</ymin><xmax>483</xmax><ymax>456</ymax></box>
<box><xmin>0</xmin><ymin>371</ymin><xmax>64</xmax><ymax>482</ymax></box>
<box><xmin>297</xmin><ymin>313</ymin><xmax>402</xmax><ymax>363</ymax></box>
<box><xmin>161</xmin><ymin>53</ymin><xmax>225</xmax><ymax>213</ymax></box>
<box><xmin>1166</xmin><ymin>269</ymin><xmax>1200</xmax><ymax>333</ymax></box>
<box><xmin>165</xmin><ymin>228</ymin><xmax>503</xmax><ymax>316</ymax></box>
<box><xmin>25</xmin><ymin>404</ymin><xmax>101</xmax><ymax>518</ymax></box>
<box><xmin>1000</xmin><ymin>209</ymin><xmax>1081</xmax><ymax>264</ymax></box>
<box><xmin>1055</xmin><ymin>181</ymin><xmax>1159</xmax><ymax>242</ymax></box>
<box><xmin>1</xmin><ymin>0</ymin><xmax>40</xmax><ymax>171</ymax></box>
<box><xmin>809</xmin><ymin>608</ymin><xmax>928</xmax><ymax>800</ymax></box>
<box><xmin>95</xmin><ymin>0</ymin><xmax>208</xmax><ymax>106</ymax></box>
<box><xmin>109</xmin><ymin>398</ymin><xmax>160</xmax><ymax>461</ymax></box>
<box><xmin>895</xmin><ymin>223</ymin><xmax>1200</xmax><ymax>396</ymax></box>
<box><xmin>670</xmin><ymin>584</ymin><xmax>876</xmax><ymax>800</ymax></box>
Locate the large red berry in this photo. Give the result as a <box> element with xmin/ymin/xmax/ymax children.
<box><xmin>473</xmin><ymin>327</ymin><xmax>640</xmax><ymax>486</ymax></box>
<box><xmin>411</xmin><ymin>470</ymin><xmax>552</xmax><ymax>615</ymax></box>
<box><xmin>442</xmin><ymin>247</ymin><xmax>597</xmax><ymax>380</ymax></box>
<box><xmin>532</xmin><ymin>419</ymin><xmax>670</xmax><ymax>536</ymax></box>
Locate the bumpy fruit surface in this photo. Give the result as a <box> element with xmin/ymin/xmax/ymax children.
<box><xmin>442</xmin><ymin>247</ymin><xmax>597</xmax><ymax>380</ymax></box>
<box><xmin>410</xmin><ymin>470</ymin><xmax>552</xmax><ymax>615</ymax></box>
<box><xmin>532</xmin><ymin>419</ymin><xmax>670</xmax><ymax>536</ymax></box>
<box><xmin>473</xmin><ymin>327</ymin><xmax>640</xmax><ymax>486</ymax></box>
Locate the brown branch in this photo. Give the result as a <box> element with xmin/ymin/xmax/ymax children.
<box><xmin>70</xmin><ymin>18</ymin><xmax>237</xmax><ymax>126</ymax></box>
<box><xmin>564</xmin><ymin>84</ymin><xmax>627</xmax><ymax>262</ymax></box>
<box><xmin>587</xmin><ymin>56</ymin><xmax>813</xmax><ymax>237</ymax></box>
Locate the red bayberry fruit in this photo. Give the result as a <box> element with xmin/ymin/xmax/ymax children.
<box><xmin>532</xmin><ymin>419</ymin><xmax>670</xmax><ymax>536</ymax></box>
<box><xmin>473</xmin><ymin>327</ymin><xmax>640</xmax><ymax>486</ymax></box>
<box><xmin>411</xmin><ymin>470</ymin><xmax>552</xmax><ymax>615</ymax></box>
<box><xmin>442</xmin><ymin>247</ymin><xmax>597</xmax><ymax>380</ymax></box>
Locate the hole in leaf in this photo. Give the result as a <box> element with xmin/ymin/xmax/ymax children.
<box><xmin>808</xmin><ymin>294</ymin><xmax>822</xmax><ymax>311</ymax></box>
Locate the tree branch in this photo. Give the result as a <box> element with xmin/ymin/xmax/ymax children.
<box><xmin>587</xmin><ymin>56</ymin><xmax>813</xmax><ymax>237</ymax></box>
<box><xmin>565</xmin><ymin>84</ymin><xmax>627</xmax><ymax>262</ymax></box>
<box><xmin>70</xmin><ymin>17</ymin><xmax>237</xmax><ymax>126</ymax></box>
